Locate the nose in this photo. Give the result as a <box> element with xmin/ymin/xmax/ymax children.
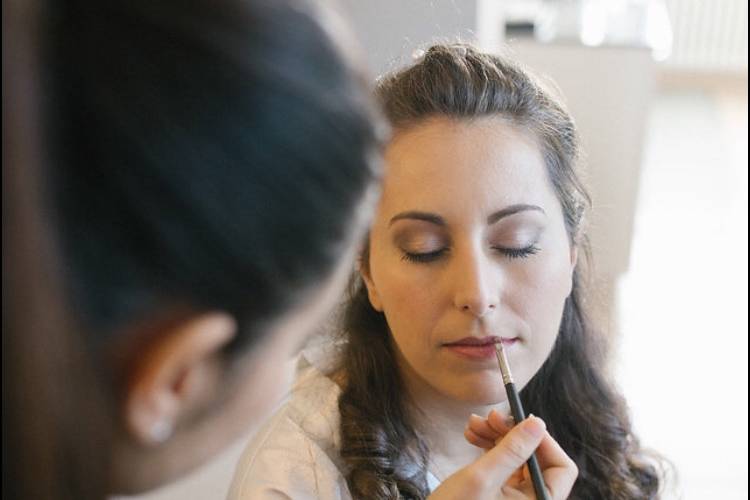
<box><xmin>451</xmin><ymin>247</ymin><xmax>500</xmax><ymax>318</ymax></box>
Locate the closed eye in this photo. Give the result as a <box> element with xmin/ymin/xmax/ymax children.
<box><xmin>402</xmin><ymin>245</ymin><xmax>539</xmax><ymax>263</ymax></box>
<box><xmin>493</xmin><ymin>244</ymin><xmax>540</xmax><ymax>260</ymax></box>
<box><xmin>401</xmin><ymin>248</ymin><xmax>448</xmax><ymax>263</ymax></box>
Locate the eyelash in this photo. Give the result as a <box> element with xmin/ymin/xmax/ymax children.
<box><xmin>401</xmin><ymin>245</ymin><xmax>540</xmax><ymax>263</ymax></box>
<box><xmin>495</xmin><ymin>244</ymin><xmax>541</xmax><ymax>260</ymax></box>
<box><xmin>401</xmin><ymin>249</ymin><xmax>447</xmax><ymax>263</ymax></box>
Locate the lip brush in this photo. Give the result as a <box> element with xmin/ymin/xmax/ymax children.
<box><xmin>494</xmin><ymin>342</ymin><xmax>550</xmax><ymax>500</ymax></box>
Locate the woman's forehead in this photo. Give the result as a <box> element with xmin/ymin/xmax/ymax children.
<box><xmin>379</xmin><ymin>117</ymin><xmax>555</xmax><ymax>218</ymax></box>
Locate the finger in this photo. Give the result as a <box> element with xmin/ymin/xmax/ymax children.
<box><xmin>486</xmin><ymin>408</ymin><xmax>514</xmax><ymax>435</ymax></box>
<box><xmin>535</xmin><ymin>433</ymin><xmax>578</xmax><ymax>500</ymax></box>
<box><xmin>472</xmin><ymin>416</ymin><xmax>546</xmax><ymax>488</ymax></box>
<box><xmin>467</xmin><ymin>413</ymin><xmax>503</xmax><ymax>442</ymax></box>
<box><xmin>535</xmin><ymin>432</ymin><xmax>576</xmax><ymax>471</ymax></box>
<box><xmin>464</xmin><ymin>426</ymin><xmax>495</xmax><ymax>449</ymax></box>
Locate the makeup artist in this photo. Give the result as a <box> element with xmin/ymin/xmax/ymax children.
<box><xmin>230</xmin><ymin>44</ymin><xmax>662</xmax><ymax>499</ymax></box>
<box><xmin>3</xmin><ymin>0</ymin><xmax>380</xmax><ymax>498</ymax></box>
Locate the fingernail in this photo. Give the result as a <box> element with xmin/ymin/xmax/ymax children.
<box><xmin>470</xmin><ymin>413</ymin><xmax>482</xmax><ymax>420</ymax></box>
<box><xmin>522</xmin><ymin>414</ymin><xmax>546</xmax><ymax>438</ymax></box>
<box><xmin>504</xmin><ymin>415</ymin><xmax>516</xmax><ymax>427</ymax></box>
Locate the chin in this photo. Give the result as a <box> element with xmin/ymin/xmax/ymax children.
<box><xmin>451</xmin><ymin>375</ymin><xmax>507</xmax><ymax>406</ymax></box>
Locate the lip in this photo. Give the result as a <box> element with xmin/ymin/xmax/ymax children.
<box><xmin>443</xmin><ymin>336</ymin><xmax>519</xmax><ymax>360</ymax></box>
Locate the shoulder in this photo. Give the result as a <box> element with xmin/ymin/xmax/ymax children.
<box><xmin>228</xmin><ymin>358</ymin><xmax>350</xmax><ymax>500</ymax></box>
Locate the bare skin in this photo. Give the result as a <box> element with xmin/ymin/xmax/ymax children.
<box><xmin>362</xmin><ymin>116</ymin><xmax>578</xmax><ymax>498</ymax></box>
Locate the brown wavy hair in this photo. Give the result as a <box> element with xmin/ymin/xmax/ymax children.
<box><xmin>337</xmin><ymin>44</ymin><xmax>661</xmax><ymax>499</ymax></box>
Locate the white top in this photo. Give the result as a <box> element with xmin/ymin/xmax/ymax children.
<box><xmin>228</xmin><ymin>344</ymin><xmax>440</xmax><ymax>499</ymax></box>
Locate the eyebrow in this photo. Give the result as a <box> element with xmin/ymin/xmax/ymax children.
<box><xmin>486</xmin><ymin>204</ymin><xmax>546</xmax><ymax>224</ymax></box>
<box><xmin>389</xmin><ymin>204</ymin><xmax>545</xmax><ymax>227</ymax></box>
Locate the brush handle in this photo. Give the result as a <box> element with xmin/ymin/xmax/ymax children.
<box><xmin>504</xmin><ymin>382</ymin><xmax>550</xmax><ymax>500</ymax></box>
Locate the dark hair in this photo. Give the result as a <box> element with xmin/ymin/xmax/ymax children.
<box><xmin>46</xmin><ymin>0</ymin><xmax>381</xmax><ymax>349</ymax></box>
<box><xmin>337</xmin><ymin>44</ymin><xmax>661</xmax><ymax>499</ymax></box>
<box><xmin>4</xmin><ymin>0</ymin><xmax>381</xmax><ymax>498</ymax></box>
<box><xmin>4</xmin><ymin>2</ymin><xmax>110</xmax><ymax>497</ymax></box>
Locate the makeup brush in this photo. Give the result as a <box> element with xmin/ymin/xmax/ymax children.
<box><xmin>494</xmin><ymin>342</ymin><xmax>550</xmax><ymax>500</ymax></box>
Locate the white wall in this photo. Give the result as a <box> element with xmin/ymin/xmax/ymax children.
<box><xmin>335</xmin><ymin>0</ymin><xmax>478</xmax><ymax>75</ymax></box>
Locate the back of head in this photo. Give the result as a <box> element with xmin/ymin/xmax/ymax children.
<box><xmin>46</xmin><ymin>0</ymin><xmax>381</xmax><ymax>344</ymax></box>
<box><xmin>4</xmin><ymin>0</ymin><xmax>381</xmax><ymax>498</ymax></box>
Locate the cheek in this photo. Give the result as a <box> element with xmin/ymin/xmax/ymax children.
<box><xmin>372</xmin><ymin>262</ymin><xmax>442</xmax><ymax>348</ymax></box>
<box><xmin>372</xmin><ymin>247</ymin><xmax>417</xmax><ymax>308</ymax></box>
<box><xmin>382</xmin><ymin>291</ymin><xmax>434</xmax><ymax>356</ymax></box>
<box><xmin>511</xmin><ymin>251</ymin><xmax>572</xmax><ymax>343</ymax></box>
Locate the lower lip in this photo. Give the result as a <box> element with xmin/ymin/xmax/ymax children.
<box><xmin>444</xmin><ymin>339</ymin><xmax>518</xmax><ymax>360</ymax></box>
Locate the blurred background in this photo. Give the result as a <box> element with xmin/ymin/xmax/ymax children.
<box><xmin>117</xmin><ymin>1</ymin><xmax>748</xmax><ymax>498</ymax></box>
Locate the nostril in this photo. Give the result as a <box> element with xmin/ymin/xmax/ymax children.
<box><xmin>460</xmin><ymin>302</ymin><xmax>497</xmax><ymax>315</ymax></box>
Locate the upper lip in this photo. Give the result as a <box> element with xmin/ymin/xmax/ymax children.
<box><xmin>444</xmin><ymin>336</ymin><xmax>517</xmax><ymax>346</ymax></box>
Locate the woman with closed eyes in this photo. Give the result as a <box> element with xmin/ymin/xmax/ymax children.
<box><xmin>229</xmin><ymin>43</ymin><xmax>661</xmax><ymax>500</ymax></box>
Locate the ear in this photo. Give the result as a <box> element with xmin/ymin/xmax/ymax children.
<box><xmin>122</xmin><ymin>312</ymin><xmax>237</xmax><ymax>446</ymax></box>
<box><xmin>359</xmin><ymin>260</ymin><xmax>383</xmax><ymax>312</ymax></box>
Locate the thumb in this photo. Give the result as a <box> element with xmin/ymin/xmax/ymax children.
<box><xmin>472</xmin><ymin>416</ymin><xmax>546</xmax><ymax>488</ymax></box>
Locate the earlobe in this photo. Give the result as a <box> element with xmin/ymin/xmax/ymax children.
<box><xmin>128</xmin><ymin>390</ymin><xmax>178</xmax><ymax>445</ymax></box>
<box><xmin>122</xmin><ymin>312</ymin><xmax>237</xmax><ymax>446</ymax></box>
<box><xmin>359</xmin><ymin>267</ymin><xmax>383</xmax><ymax>312</ymax></box>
